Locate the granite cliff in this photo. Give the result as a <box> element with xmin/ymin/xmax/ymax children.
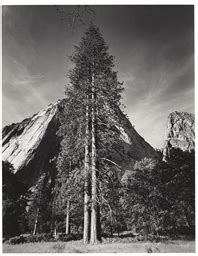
<box><xmin>163</xmin><ymin>111</ymin><xmax>195</xmax><ymax>159</ymax></box>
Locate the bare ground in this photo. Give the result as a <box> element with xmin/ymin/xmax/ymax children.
<box><xmin>3</xmin><ymin>240</ymin><xmax>195</xmax><ymax>253</ymax></box>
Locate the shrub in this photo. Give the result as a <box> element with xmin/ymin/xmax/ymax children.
<box><xmin>25</xmin><ymin>233</ymin><xmax>54</xmax><ymax>243</ymax></box>
<box><xmin>6</xmin><ymin>233</ymin><xmax>54</xmax><ymax>244</ymax></box>
<box><xmin>5</xmin><ymin>232</ymin><xmax>83</xmax><ymax>244</ymax></box>
<box><xmin>7</xmin><ymin>235</ymin><xmax>26</xmax><ymax>244</ymax></box>
<box><xmin>56</xmin><ymin>233</ymin><xmax>82</xmax><ymax>242</ymax></box>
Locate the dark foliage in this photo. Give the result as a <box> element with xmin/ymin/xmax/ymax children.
<box><xmin>5</xmin><ymin>233</ymin><xmax>54</xmax><ymax>244</ymax></box>
<box><xmin>27</xmin><ymin>173</ymin><xmax>55</xmax><ymax>234</ymax></box>
<box><xmin>55</xmin><ymin>233</ymin><xmax>83</xmax><ymax>242</ymax></box>
<box><xmin>5</xmin><ymin>232</ymin><xmax>83</xmax><ymax>244</ymax></box>
<box><xmin>2</xmin><ymin>161</ymin><xmax>29</xmax><ymax>238</ymax></box>
<box><xmin>122</xmin><ymin>148</ymin><xmax>195</xmax><ymax>238</ymax></box>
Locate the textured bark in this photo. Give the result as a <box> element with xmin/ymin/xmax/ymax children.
<box><xmin>90</xmin><ymin>78</ymin><xmax>101</xmax><ymax>244</ymax></box>
<box><xmin>83</xmin><ymin>95</ymin><xmax>91</xmax><ymax>244</ymax></box>
<box><xmin>33</xmin><ymin>207</ymin><xmax>39</xmax><ymax>235</ymax></box>
<box><xmin>65</xmin><ymin>200</ymin><xmax>70</xmax><ymax>235</ymax></box>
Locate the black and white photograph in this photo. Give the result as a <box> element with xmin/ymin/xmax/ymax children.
<box><xmin>2</xmin><ymin>3</ymin><xmax>195</xmax><ymax>253</ymax></box>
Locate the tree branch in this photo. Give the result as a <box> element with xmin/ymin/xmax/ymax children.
<box><xmin>100</xmin><ymin>157</ymin><xmax>121</xmax><ymax>169</ymax></box>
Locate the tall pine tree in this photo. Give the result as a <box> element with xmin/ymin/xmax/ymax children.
<box><xmin>57</xmin><ymin>23</ymin><xmax>124</xmax><ymax>244</ymax></box>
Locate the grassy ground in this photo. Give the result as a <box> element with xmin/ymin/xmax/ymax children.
<box><xmin>3</xmin><ymin>239</ymin><xmax>195</xmax><ymax>253</ymax></box>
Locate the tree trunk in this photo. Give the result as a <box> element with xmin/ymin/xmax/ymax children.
<box><xmin>54</xmin><ymin>221</ymin><xmax>57</xmax><ymax>239</ymax></box>
<box><xmin>66</xmin><ymin>200</ymin><xmax>70</xmax><ymax>235</ymax></box>
<box><xmin>90</xmin><ymin>77</ymin><xmax>101</xmax><ymax>244</ymax></box>
<box><xmin>110</xmin><ymin>208</ymin><xmax>113</xmax><ymax>237</ymax></box>
<box><xmin>83</xmin><ymin>94</ymin><xmax>91</xmax><ymax>244</ymax></box>
<box><xmin>33</xmin><ymin>207</ymin><xmax>39</xmax><ymax>235</ymax></box>
<box><xmin>97</xmin><ymin>204</ymin><xmax>101</xmax><ymax>240</ymax></box>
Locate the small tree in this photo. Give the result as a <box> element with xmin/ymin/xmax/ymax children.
<box><xmin>54</xmin><ymin>160</ymin><xmax>84</xmax><ymax>235</ymax></box>
<box><xmin>28</xmin><ymin>173</ymin><xmax>52</xmax><ymax>234</ymax></box>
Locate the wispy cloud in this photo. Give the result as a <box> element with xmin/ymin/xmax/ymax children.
<box><xmin>14</xmin><ymin>76</ymin><xmax>45</xmax><ymax>86</ymax></box>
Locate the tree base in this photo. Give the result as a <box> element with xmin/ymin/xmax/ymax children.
<box><xmin>90</xmin><ymin>238</ymin><xmax>102</xmax><ymax>245</ymax></box>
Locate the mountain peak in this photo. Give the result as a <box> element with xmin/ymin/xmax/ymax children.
<box><xmin>2</xmin><ymin>100</ymin><xmax>157</xmax><ymax>187</ymax></box>
<box><xmin>2</xmin><ymin>100</ymin><xmax>60</xmax><ymax>174</ymax></box>
<box><xmin>163</xmin><ymin>111</ymin><xmax>195</xmax><ymax>159</ymax></box>
<box><xmin>168</xmin><ymin>111</ymin><xmax>194</xmax><ymax>121</ymax></box>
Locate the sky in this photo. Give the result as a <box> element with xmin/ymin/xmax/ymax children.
<box><xmin>2</xmin><ymin>5</ymin><xmax>194</xmax><ymax>149</ymax></box>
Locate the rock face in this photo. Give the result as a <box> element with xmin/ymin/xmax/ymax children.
<box><xmin>2</xmin><ymin>99</ymin><xmax>157</xmax><ymax>188</ymax></box>
<box><xmin>115</xmin><ymin>108</ymin><xmax>158</xmax><ymax>166</ymax></box>
<box><xmin>2</xmin><ymin>101</ymin><xmax>62</xmax><ymax>187</ymax></box>
<box><xmin>163</xmin><ymin>111</ymin><xmax>195</xmax><ymax>159</ymax></box>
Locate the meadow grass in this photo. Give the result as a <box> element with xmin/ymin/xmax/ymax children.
<box><xmin>3</xmin><ymin>239</ymin><xmax>195</xmax><ymax>253</ymax></box>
